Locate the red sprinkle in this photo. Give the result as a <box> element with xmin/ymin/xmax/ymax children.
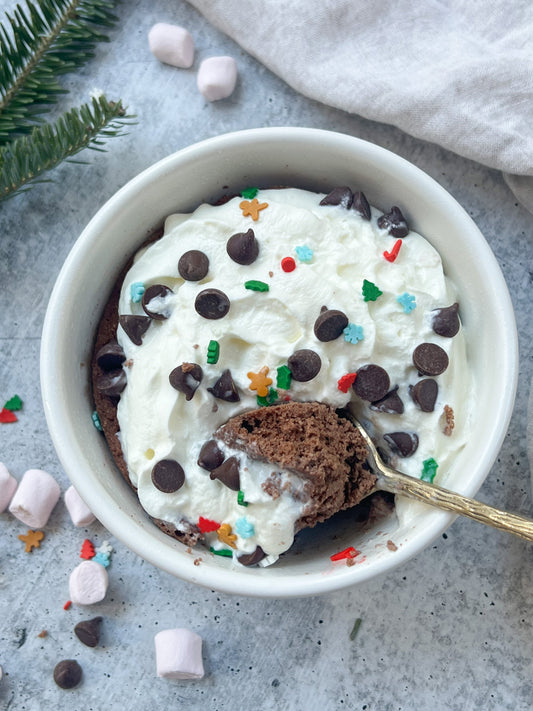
<box><xmin>0</xmin><ymin>407</ymin><xmax>18</xmax><ymax>423</ymax></box>
<box><xmin>80</xmin><ymin>539</ymin><xmax>95</xmax><ymax>559</ymax></box>
<box><xmin>198</xmin><ymin>516</ymin><xmax>221</xmax><ymax>533</ymax></box>
<box><xmin>337</xmin><ymin>373</ymin><xmax>357</xmax><ymax>393</ymax></box>
<box><xmin>281</xmin><ymin>257</ymin><xmax>296</xmax><ymax>272</ymax></box>
<box><xmin>383</xmin><ymin>239</ymin><xmax>402</xmax><ymax>262</ymax></box>
<box><xmin>63</xmin><ymin>600</ymin><xmax>72</xmax><ymax>610</ymax></box>
<box><xmin>330</xmin><ymin>546</ymin><xmax>359</xmax><ymax>562</ymax></box>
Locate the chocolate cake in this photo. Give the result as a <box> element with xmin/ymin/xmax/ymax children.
<box><xmin>214</xmin><ymin>402</ymin><xmax>376</xmax><ymax>530</ymax></box>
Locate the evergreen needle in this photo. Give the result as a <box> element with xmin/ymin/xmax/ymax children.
<box><xmin>0</xmin><ymin>95</ymin><xmax>133</xmax><ymax>201</ymax></box>
<box><xmin>0</xmin><ymin>0</ymin><xmax>120</xmax><ymax>144</ymax></box>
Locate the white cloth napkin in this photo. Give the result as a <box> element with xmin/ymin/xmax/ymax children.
<box><xmin>188</xmin><ymin>0</ymin><xmax>533</xmax><ymax>212</ymax></box>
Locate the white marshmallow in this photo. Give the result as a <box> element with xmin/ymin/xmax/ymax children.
<box><xmin>197</xmin><ymin>56</ymin><xmax>237</xmax><ymax>101</ymax></box>
<box><xmin>64</xmin><ymin>485</ymin><xmax>95</xmax><ymax>527</ymax></box>
<box><xmin>8</xmin><ymin>468</ymin><xmax>60</xmax><ymax>528</ymax></box>
<box><xmin>155</xmin><ymin>628</ymin><xmax>205</xmax><ymax>680</ymax></box>
<box><xmin>148</xmin><ymin>23</ymin><xmax>194</xmax><ymax>68</ymax></box>
<box><xmin>0</xmin><ymin>462</ymin><xmax>18</xmax><ymax>512</ymax></box>
<box><xmin>69</xmin><ymin>560</ymin><xmax>109</xmax><ymax>605</ymax></box>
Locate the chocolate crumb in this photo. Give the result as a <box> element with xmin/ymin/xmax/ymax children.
<box><xmin>387</xmin><ymin>540</ymin><xmax>398</xmax><ymax>552</ymax></box>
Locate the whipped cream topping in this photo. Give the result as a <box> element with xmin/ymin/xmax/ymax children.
<box><xmin>115</xmin><ymin>188</ymin><xmax>472</xmax><ymax>560</ymax></box>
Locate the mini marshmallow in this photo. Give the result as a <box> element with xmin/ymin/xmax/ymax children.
<box><xmin>197</xmin><ymin>56</ymin><xmax>237</xmax><ymax>101</ymax></box>
<box><xmin>69</xmin><ymin>560</ymin><xmax>109</xmax><ymax>605</ymax></box>
<box><xmin>64</xmin><ymin>485</ymin><xmax>95</xmax><ymax>527</ymax></box>
<box><xmin>148</xmin><ymin>23</ymin><xmax>194</xmax><ymax>68</ymax></box>
<box><xmin>155</xmin><ymin>628</ymin><xmax>205</xmax><ymax>680</ymax></box>
<box><xmin>0</xmin><ymin>462</ymin><xmax>18</xmax><ymax>512</ymax></box>
<box><xmin>8</xmin><ymin>468</ymin><xmax>60</xmax><ymax>528</ymax></box>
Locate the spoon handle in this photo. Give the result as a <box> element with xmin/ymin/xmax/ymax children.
<box><xmin>378</xmin><ymin>466</ymin><xmax>533</xmax><ymax>542</ymax></box>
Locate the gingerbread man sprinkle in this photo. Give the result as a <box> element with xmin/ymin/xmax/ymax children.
<box><xmin>247</xmin><ymin>366</ymin><xmax>273</xmax><ymax>398</ymax></box>
<box><xmin>18</xmin><ymin>529</ymin><xmax>44</xmax><ymax>552</ymax></box>
<box><xmin>216</xmin><ymin>523</ymin><xmax>237</xmax><ymax>549</ymax></box>
<box><xmin>239</xmin><ymin>198</ymin><xmax>268</xmax><ymax>221</ymax></box>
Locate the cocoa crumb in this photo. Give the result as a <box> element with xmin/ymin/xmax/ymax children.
<box><xmin>441</xmin><ymin>405</ymin><xmax>455</xmax><ymax>436</ymax></box>
<box><xmin>193</xmin><ymin>558</ymin><xmax>202</xmax><ymax>566</ymax></box>
<box><xmin>37</xmin><ymin>630</ymin><xmax>48</xmax><ymax>638</ymax></box>
<box><xmin>387</xmin><ymin>540</ymin><xmax>398</xmax><ymax>552</ymax></box>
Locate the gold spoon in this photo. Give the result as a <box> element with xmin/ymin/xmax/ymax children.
<box><xmin>348</xmin><ymin>413</ymin><xmax>533</xmax><ymax>542</ymax></box>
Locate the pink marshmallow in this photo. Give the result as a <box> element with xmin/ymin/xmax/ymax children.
<box><xmin>0</xmin><ymin>462</ymin><xmax>18</xmax><ymax>512</ymax></box>
<box><xmin>65</xmin><ymin>485</ymin><xmax>95</xmax><ymax>527</ymax></box>
<box><xmin>197</xmin><ymin>56</ymin><xmax>237</xmax><ymax>101</ymax></box>
<box><xmin>8</xmin><ymin>468</ymin><xmax>60</xmax><ymax>528</ymax></box>
<box><xmin>69</xmin><ymin>560</ymin><xmax>109</xmax><ymax>605</ymax></box>
<box><xmin>148</xmin><ymin>23</ymin><xmax>194</xmax><ymax>68</ymax></box>
<box><xmin>155</xmin><ymin>628</ymin><xmax>205</xmax><ymax>680</ymax></box>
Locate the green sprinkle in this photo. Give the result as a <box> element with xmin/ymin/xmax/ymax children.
<box><xmin>257</xmin><ymin>387</ymin><xmax>278</xmax><ymax>407</ymax></box>
<box><xmin>421</xmin><ymin>457</ymin><xmax>439</xmax><ymax>483</ymax></box>
<box><xmin>91</xmin><ymin>410</ymin><xmax>103</xmax><ymax>432</ymax></box>
<box><xmin>276</xmin><ymin>365</ymin><xmax>292</xmax><ymax>390</ymax></box>
<box><xmin>4</xmin><ymin>395</ymin><xmax>22</xmax><ymax>411</ymax></box>
<box><xmin>362</xmin><ymin>279</ymin><xmax>383</xmax><ymax>302</ymax></box>
<box><xmin>349</xmin><ymin>618</ymin><xmax>362</xmax><ymax>641</ymax></box>
<box><xmin>245</xmin><ymin>280</ymin><xmax>269</xmax><ymax>292</ymax></box>
<box><xmin>210</xmin><ymin>547</ymin><xmax>233</xmax><ymax>557</ymax></box>
<box><xmin>237</xmin><ymin>490</ymin><xmax>249</xmax><ymax>507</ymax></box>
<box><xmin>240</xmin><ymin>187</ymin><xmax>258</xmax><ymax>199</ymax></box>
<box><xmin>207</xmin><ymin>339</ymin><xmax>220</xmax><ymax>364</ymax></box>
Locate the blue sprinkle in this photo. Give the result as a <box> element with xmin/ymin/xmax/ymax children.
<box><xmin>130</xmin><ymin>281</ymin><xmax>145</xmax><ymax>303</ymax></box>
<box><xmin>93</xmin><ymin>552</ymin><xmax>110</xmax><ymax>568</ymax></box>
<box><xmin>343</xmin><ymin>323</ymin><xmax>364</xmax><ymax>344</ymax></box>
<box><xmin>235</xmin><ymin>516</ymin><xmax>255</xmax><ymax>539</ymax></box>
<box><xmin>295</xmin><ymin>245</ymin><xmax>313</xmax><ymax>263</ymax></box>
<box><xmin>396</xmin><ymin>292</ymin><xmax>416</xmax><ymax>313</ymax></box>
<box><xmin>91</xmin><ymin>410</ymin><xmax>103</xmax><ymax>432</ymax></box>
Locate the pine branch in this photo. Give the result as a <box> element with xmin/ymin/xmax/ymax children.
<box><xmin>0</xmin><ymin>94</ymin><xmax>133</xmax><ymax>201</ymax></box>
<box><xmin>0</xmin><ymin>0</ymin><xmax>119</xmax><ymax>145</ymax></box>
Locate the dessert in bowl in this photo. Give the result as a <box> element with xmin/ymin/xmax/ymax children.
<box><xmin>41</xmin><ymin>128</ymin><xmax>518</xmax><ymax>597</ymax></box>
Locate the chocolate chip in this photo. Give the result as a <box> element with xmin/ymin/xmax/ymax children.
<box><xmin>413</xmin><ymin>343</ymin><xmax>449</xmax><ymax>376</ymax></box>
<box><xmin>409</xmin><ymin>378</ymin><xmax>438</xmax><ymax>412</ymax></box>
<box><xmin>141</xmin><ymin>284</ymin><xmax>173</xmax><ymax>320</ymax></box>
<box><xmin>226</xmin><ymin>228</ymin><xmax>259</xmax><ymax>265</ymax></box>
<box><xmin>53</xmin><ymin>659</ymin><xmax>82</xmax><ymax>689</ymax></box>
<box><xmin>195</xmin><ymin>289</ymin><xmax>230</xmax><ymax>320</ymax></box>
<box><xmin>96</xmin><ymin>340</ymin><xmax>125</xmax><ymax>371</ymax></box>
<box><xmin>352</xmin><ymin>191</ymin><xmax>371</xmax><ymax>220</ymax></box>
<box><xmin>352</xmin><ymin>364</ymin><xmax>390</xmax><ymax>402</ymax></box>
<box><xmin>210</xmin><ymin>456</ymin><xmax>240</xmax><ymax>491</ymax></box>
<box><xmin>237</xmin><ymin>546</ymin><xmax>265</xmax><ymax>566</ymax></box>
<box><xmin>287</xmin><ymin>349</ymin><xmax>322</xmax><ymax>381</ymax></box>
<box><xmin>119</xmin><ymin>314</ymin><xmax>151</xmax><ymax>345</ymax></box>
<box><xmin>384</xmin><ymin>432</ymin><xmax>419</xmax><ymax>458</ymax></box>
<box><xmin>377</xmin><ymin>206</ymin><xmax>409</xmax><ymax>238</ymax></box>
<box><xmin>313</xmin><ymin>308</ymin><xmax>349</xmax><ymax>342</ymax></box>
<box><xmin>432</xmin><ymin>302</ymin><xmax>460</xmax><ymax>338</ymax></box>
<box><xmin>169</xmin><ymin>362</ymin><xmax>203</xmax><ymax>400</ymax></box>
<box><xmin>370</xmin><ymin>385</ymin><xmax>404</xmax><ymax>414</ymax></box>
<box><xmin>197</xmin><ymin>440</ymin><xmax>225</xmax><ymax>471</ymax></box>
<box><xmin>178</xmin><ymin>250</ymin><xmax>209</xmax><ymax>281</ymax></box>
<box><xmin>207</xmin><ymin>369</ymin><xmax>240</xmax><ymax>402</ymax></box>
<box><xmin>74</xmin><ymin>617</ymin><xmax>102</xmax><ymax>648</ymax></box>
<box><xmin>151</xmin><ymin>459</ymin><xmax>185</xmax><ymax>493</ymax></box>
<box><xmin>320</xmin><ymin>187</ymin><xmax>353</xmax><ymax>208</ymax></box>
<box><xmin>96</xmin><ymin>369</ymin><xmax>127</xmax><ymax>397</ymax></box>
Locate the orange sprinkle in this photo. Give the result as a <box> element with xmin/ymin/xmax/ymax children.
<box><xmin>216</xmin><ymin>523</ymin><xmax>237</xmax><ymax>549</ymax></box>
<box><xmin>247</xmin><ymin>366</ymin><xmax>273</xmax><ymax>398</ymax></box>
<box><xmin>239</xmin><ymin>198</ymin><xmax>268</xmax><ymax>221</ymax></box>
<box><xmin>18</xmin><ymin>529</ymin><xmax>44</xmax><ymax>552</ymax></box>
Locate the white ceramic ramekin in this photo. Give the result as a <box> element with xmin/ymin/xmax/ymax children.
<box><xmin>41</xmin><ymin>128</ymin><xmax>518</xmax><ymax>597</ymax></box>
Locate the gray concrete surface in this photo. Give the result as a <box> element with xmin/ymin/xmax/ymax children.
<box><xmin>1</xmin><ymin>1</ymin><xmax>532</xmax><ymax>709</ymax></box>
